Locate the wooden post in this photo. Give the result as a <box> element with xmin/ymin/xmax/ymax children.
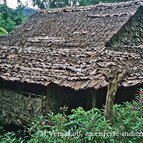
<box><xmin>46</xmin><ymin>86</ymin><xmax>57</xmax><ymax>113</ymax></box>
<box><xmin>104</xmin><ymin>69</ymin><xmax>128</xmax><ymax>123</ymax></box>
<box><xmin>92</xmin><ymin>93</ymin><xmax>96</xmax><ymax>108</ymax></box>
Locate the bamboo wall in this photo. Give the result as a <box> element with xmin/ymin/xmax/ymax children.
<box><xmin>0</xmin><ymin>89</ymin><xmax>42</xmax><ymax>124</ymax></box>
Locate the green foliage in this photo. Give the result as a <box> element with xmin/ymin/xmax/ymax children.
<box><xmin>0</xmin><ymin>133</ymin><xmax>23</xmax><ymax>143</ymax></box>
<box><xmin>0</xmin><ymin>27</ymin><xmax>8</xmax><ymax>36</ymax></box>
<box><xmin>0</xmin><ymin>95</ymin><xmax>143</xmax><ymax>143</ymax></box>
<box><xmin>0</xmin><ymin>3</ymin><xmax>25</xmax><ymax>33</ymax></box>
<box><xmin>79</xmin><ymin>0</ymin><xmax>98</xmax><ymax>6</ymax></box>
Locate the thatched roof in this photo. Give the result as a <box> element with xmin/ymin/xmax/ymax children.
<box><xmin>0</xmin><ymin>1</ymin><xmax>141</xmax><ymax>47</ymax></box>
<box><xmin>0</xmin><ymin>1</ymin><xmax>143</xmax><ymax>90</ymax></box>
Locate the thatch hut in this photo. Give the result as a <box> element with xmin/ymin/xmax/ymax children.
<box><xmin>0</xmin><ymin>0</ymin><xmax>143</xmax><ymax>123</ymax></box>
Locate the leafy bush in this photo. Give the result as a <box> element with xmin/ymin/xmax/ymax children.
<box><xmin>0</xmin><ymin>91</ymin><xmax>143</xmax><ymax>143</ymax></box>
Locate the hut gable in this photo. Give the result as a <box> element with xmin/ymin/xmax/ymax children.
<box><xmin>106</xmin><ymin>5</ymin><xmax>143</xmax><ymax>50</ymax></box>
<box><xmin>0</xmin><ymin>1</ymin><xmax>143</xmax><ymax>91</ymax></box>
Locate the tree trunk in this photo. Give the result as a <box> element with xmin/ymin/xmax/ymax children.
<box><xmin>104</xmin><ymin>69</ymin><xmax>128</xmax><ymax>123</ymax></box>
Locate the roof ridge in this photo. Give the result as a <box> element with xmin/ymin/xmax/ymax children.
<box><xmin>87</xmin><ymin>12</ymin><xmax>134</xmax><ymax>18</ymax></box>
<box><xmin>36</xmin><ymin>0</ymin><xmax>142</xmax><ymax>14</ymax></box>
